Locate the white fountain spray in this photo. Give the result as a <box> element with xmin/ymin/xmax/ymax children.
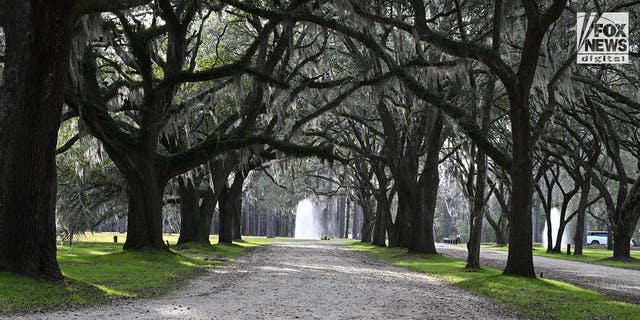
<box><xmin>294</xmin><ymin>198</ymin><xmax>321</xmax><ymax>239</ymax></box>
<box><xmin>542</xmin><ymin>207</ymin><xmax>576</xmax><ymax>249</ymax></box>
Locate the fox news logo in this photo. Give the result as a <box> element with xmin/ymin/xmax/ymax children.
<box><xmin>577</xmin><ymin>12</ymin><xmax>629</xmax><ymax>64</ymax></box>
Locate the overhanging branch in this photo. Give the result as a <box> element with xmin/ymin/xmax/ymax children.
<box><xmin>71</xmin><ymin>0</ymin><xmax>151</xmax><ymax>19</ymax></box>
<box><xmin>56</xmin><ymin>134</ymin><xmax>81</xmax><ymax>155</ymax></box>
<box><xmin>163</xmin><ymin>134</ymin><xmax>345</xmax><ymax>178</ymax></box>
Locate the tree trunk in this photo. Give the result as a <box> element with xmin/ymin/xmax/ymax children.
<box><xmin>372</xmin><ymin>200</ymin><xmax>387</xmax><ymax>246</ymax></box>
<box><xmin>503</xmin><ymin>94</ymin><xmax>536</xmax><ymax>278</ymax></box>
<box><xmin>486</xmin><ymin>212</ymin><xmax>508</xmax><ymax>245</ymax></box>
<box><xmin>231</xmin><ymin>194</ymin><xmax>243</xmax><ymax>241</ymax></box>
<box><xmin>407</xmin><ymin>183</ymin><xmax>438</xmax><ymax>254</ymax></box>
<box><xmin>492</xmin><ymin>187</ymin><xmax>511</xmax><ymax>245</ymax></box>
<box><xmin>389</xmin><ymin>195</ymin><xmax>410</xmax><ymax>247</ymax></box>
<box><xmin>177</xmin><ymin>179</ymin><xmax>215</xmax><ymax>245</ymax></box>
<box><xmin>573</xmin><ymin>181</ymin><xmax>590</xmax><ymax>255</ymax></box>
<box><xmin>407</xmin><ymin>109</ymin><xmax>442</xmax><ymax>254</ymax></box>
<box><xmin>607</xmin><ymin>224</ymin><xmax>614</xmax><ymax>250</ymax></box>
<box><xmin>610</xmin><ymin>207</ymin><xmax>638</xmax><ymax>259</ymax></box>
<box><xmin>552</xmin><ymin>223</ymin><xmax>566</xmax><ymax>253</ymax></box>
<box><xmin>218</xmin><ymin>172</ymin><xmax>244</xmax><ymax>244</ymax></box>
<box><xmin>0</xmin><ymin>1</ymin><xmax>73</xmax><ymax>280</ymax></box>
<box><xmin>344</xmin><ymin>198</ymin><xmax>351</xmax><ymax>238</ymax></box>
<box><xmin>360</xmin><ymin>205</ymin><xmax>374</xmax><ymax>243</ymax></box>
<box><xmin>486</xmin><ymin>214</ymin><xmax>501</xmax><ymax>243</ymax></box>
<box><xmin>496</xmin><ymin>225</ymin><xmax>507</xmax><ymax>245</ymax></box>
<box><xmin>544</xmin><ymin>209</ymin><xmax>554</xmax><ymax>252</ymax></box>
<box><xmin>218</xmin><ymin>190</ymin><xmax>233</xmax><ymax>244</ymax></box>
<box><xmin>466</xmin><ymin>70</ymin><xmax>493</xmax><ymax>268</ymax></box>
<box><xmin>466</xmin><ymin>148</ymin><xmax>487</xmax><ymax>269</ymax></box>
<box><xmin>504</xmin><ymin>161</ymin><xmax>535</xmax><ymax>276</ymax></box>
<box><xmin>122</xmin><ymin>160</ymin><xmax>166</xmax><ymax>250</ymax></box>
<box><xmin>352</xmin><ymin>201</ymin><xmax>361</xmax><ymax>240</ymax></box>
<box><xmin>612</xmin><ymin>230</ymin><xmax>632</xmax><ymax>259</ymax></box>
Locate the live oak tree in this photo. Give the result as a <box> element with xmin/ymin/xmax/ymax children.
<box><xmin>571</xmin><ymin>72</ymin><xmax>640</xmax><ymax>259</ymax></box>
<box><xmin>0</xmin><ymin>0</ymin><xmax>151</xmax><ymax>280</ymax></box>
<box><xmin>67</xmin><ymin>0</ymin><xmax>340</xmax><ymax>250</ymax></box>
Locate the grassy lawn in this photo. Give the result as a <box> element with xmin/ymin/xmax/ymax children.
<box><xmin>484</xmin><ymin>245</ymin><xmax>640</xmax><ymax>270</ymax></box>
<box><xmin>0</xmin><ymin>233</ymin><xmax>288</xmax><ymax>313</ymax></box>
<box><xmin>350</xmin><ymin>242</ymin><xmax>640</xmax><ymax>320</ymax></box>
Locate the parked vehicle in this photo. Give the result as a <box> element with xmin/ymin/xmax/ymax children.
<box><xmin>587</xmin><ymin>231</ymin><xmax>636</xmax><ymax>246</ymax></box>
<box><xmin>587</xmin><ymin>231</ymin><xmax>608</xmax><ymax>245</ymax></box>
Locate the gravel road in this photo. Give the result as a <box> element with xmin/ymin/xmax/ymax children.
<box><xmin>3</xmin><ymin>241</ymin><xmax>518</xmax><ymax>320</ymax></box>
<box><xmin>436</xmin><ymin>243</ymin><xmax>640</xmax><ymax>304</ymax></box>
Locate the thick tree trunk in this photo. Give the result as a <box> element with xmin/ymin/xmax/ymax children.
<box><xmin>610</xmin><ymin>207</ymin><xmax>638</xmax><ymax>259</ymax></box>
<box><xmin>0</xmin><ymin>1</ymin><xmax>73</xmax><ymax>279</ymax></box>
<box><xmin>503</xmin><ymin>95</ymin><xmax>535</xmax><ymax>278</ymax></box>
<box><xmin>407</xmin><ymin>110</ymin><xmax>442</xmax><ymax>254</ymax></box>
<box><xmin>218</xmin><ymin>172</ymin><xmax>244</xmax><ymax>244</ymax></box>
<box><xmin>122</xmin><ymin>161</ymin><xmax>166</xmax><ymax>250</ymax></box>
<box><xmin>504</xmin><ymin>161</ymin><xmax>535</xmax><ymax>277</ymax></box>
<box><xmin>573</xmin><ymin>211</ymin><xmax>586</xmax><ymax>255</ymax></box>
<box><xmin>177</xmin><ymin>180</ymin><xmax>215</xmax><ymax>245</ymax></box>
<box><xmin>218</xmin><ymin>190</ymin><xmax>233</xmax><ymax>244</ymax></box>
<box><xmin>611</xmin><ymin>180</ymin><xmax>640</xmax><ymax>259</ymax></box>
<box><xmin>389</xmin><ymin>196</ymin><xmax>410</xmax><ymax>247</ymax></box>
<box><xmin>360</xmin><ymin>205</ymin><xmax>374</xmax><ymax>243</ymax></box>
<box><xmin>372</xmin><ymin>200</ymin><xmax>387</xmax><ymax>246</ymax></box>
<box><xmin>407</xmin><ymin>183</ymin><xmax>438</xmax><ymax>254</ymax></box>
<box><xmin>612</xmin><ymin>230</ymin><xmax>632</xmax><ymax>259</ymax></box>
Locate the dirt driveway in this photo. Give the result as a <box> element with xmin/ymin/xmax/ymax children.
<box><xmin>3</xmin><ymin>241</ymin><xmax>517</xmax><ymax>320</ymax></box>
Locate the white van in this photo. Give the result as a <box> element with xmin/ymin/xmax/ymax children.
<box><xmin>586</xmin><ymin>231</ymin><xmax>608</xmax><ymax>245</ymax></box>
<box><xmin>587</xmin><ymin>231</ymin><xmax>635</xmax><ymax>246</ymax></box>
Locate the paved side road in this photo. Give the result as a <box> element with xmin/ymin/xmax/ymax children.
<box><xmin>3</xmin><ymin>242</ymin><xmax>518</xmax><ymax>320</ymax></box>
<box><xmin>437</xmin><ymin>243</ymin><xmax>640</xmax><ymax>304</ymax></box>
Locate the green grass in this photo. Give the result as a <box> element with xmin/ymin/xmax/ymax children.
<box><xmin>0</xmin><ymin>233</ymin><xmax>288</xmax><ymax>313</ymax></box>
<box><xmin>485</xmin><ymin>245</ymin><xmax>640</xmax><ymax>270</ymax></box>
<box><xmin>349</xmin><ymin>242</ymin><xmax>640</xmax><ymax>320</ymax></box>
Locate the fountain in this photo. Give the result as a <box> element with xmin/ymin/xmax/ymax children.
<box><xmin>294</xmin><ymin>198</ymin><xmax>321</xmax><ymax>239</ymax></box>
<box><xmin>542</xmin><ymin>207</ymin><xmax>576</xmax><ymax>249</ymax></box>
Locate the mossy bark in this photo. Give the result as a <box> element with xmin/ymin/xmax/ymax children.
<box><xmin>0</xmin><ymin>0</ymin><xmax>74</xmax><ymax>280</ymax></box>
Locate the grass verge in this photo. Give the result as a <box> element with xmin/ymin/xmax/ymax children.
<box><xmin>484</xmin><ymin>245</ymin><xmax>640</xmax><ymax>271</ymax></box>
<box><xmin>0</xmin><ymin>234</ymin><xmax>285</xmax><ymax>313</ymax></box>
<box><xmin>349</xmin><ymin>242</ymin><xmax>640</xmax><ymax>320</ymax></box>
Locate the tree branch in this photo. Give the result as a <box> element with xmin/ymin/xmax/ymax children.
<box><xmin>72</xmin><ymin>0</ymin><xmax>151</xmax><ymax>18</ymax></box>
<box><xmin>56</xmin><ymin>134</ymin><xmax>81</xmax><ymax>155</ymax></box>
<box><xmin>158</xmin><ymin>19</ymin><xmax>279</xmax><ymax>88</ymax></box>
<box><xmin>163</xmin><ymin>134</ymin><xmax>344</xmax><ymax>178</ymax></box>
